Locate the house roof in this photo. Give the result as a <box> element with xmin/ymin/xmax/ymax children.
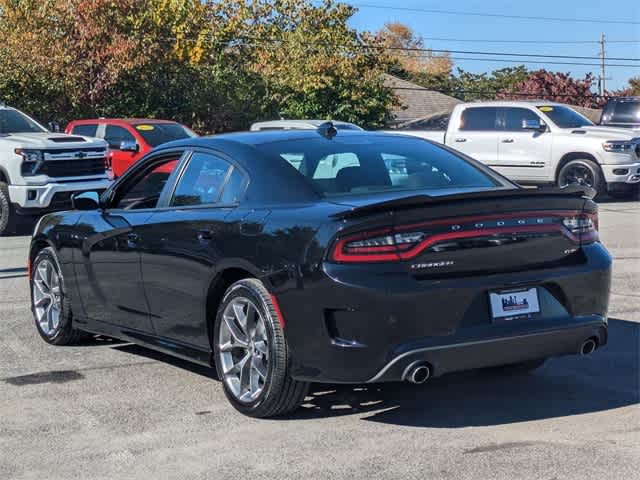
<box><xmin>383</xmin><ymin>74</ymin><xmax>462</xmax><ymax>124</ymax></box>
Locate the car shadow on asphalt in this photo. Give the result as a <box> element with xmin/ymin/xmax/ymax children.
<box><xmin>282</xmin><ymin>318</ymin><xmax>638</xmax><ymax>426</ymax></box>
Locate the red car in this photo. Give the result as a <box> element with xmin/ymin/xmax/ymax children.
<box><xmin>65</xmin><ymin>119</ymin><xmax>197</xmax><ymax>177</ymax></box>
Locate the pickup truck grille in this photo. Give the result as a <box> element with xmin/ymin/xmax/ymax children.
<box><xmin>42</xmin><ymin>158</ymin><xmax>106</xmax><ymax>178</ymax></box>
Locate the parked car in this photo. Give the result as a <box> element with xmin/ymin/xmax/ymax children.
<box><xmin>600</xmin><ymin>96</ymin><xmax>640</xmax><ymax>130</ymax></box>
<box><xmin>250</xmin><ymin>119</ymin><xmax>363</xmax><ymax>131</ymax></box>
<box><xmin>65</xmin><ymin>118</ymin><xmax>197</xmax><ymax>177</ymax></box>
<box><xmin>29</xmin><ymin>126</ymin><xmax>611</xmax><ymax>417</ymax></box>
<box><xmin>388</xmin><ymin>101</ymin><xmax>640</xmax><ymax>198</ymax></box>
<box><xmin>0</xmin><ymin>104</ymin><xmax>110</xmax><ymax>235</ymax></box>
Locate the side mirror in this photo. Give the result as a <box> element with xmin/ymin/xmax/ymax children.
<box><xmin>119</xmin><ymin>140</ymin><xmax>139</xmax><ymax>152</ymax></box>
<box><xmin>72</xmin><ymin>191</ymin><xmax>101</xmax><ymax>211</ymax></box>
<box><xmin>48</xmin><ymin>122</ymin><xmax>61</xmax><ymax>133</ymax></box>
<box><xmin>522</xmin><ymin>119</ymin><xmax>545</xmax><ymax>131</ymax></box>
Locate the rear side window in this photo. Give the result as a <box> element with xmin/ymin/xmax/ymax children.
<box><xmin>70</xmin><ymin>124</ymin><xmax>98</xmax><ymax>137</ymax></box>
<box><xmin>262</xmin><ymin>135</ymin><xmax>499</xmax><ymax>196</ymax></box>
<box><xmin>459</xmin><ymin>107</ymin><xmax>499</xmax><ymax>131</ymax></box>
<box><xmin>172</xmin><ymin>152</ymin><xmax>231</xmax><ymax>207</ymax></box>
<box><xmin>503</xmin><ymin>108</ymin><xmax>541</xmax><ymax>131</ymax></box>
<box><xmin>105</xmin><ymin>125</ymin><xmax>136</xmax><ymax>150</ymax></box>
<box><xmin>219</xmin><ymin>168</ymin><xmax>246</xmax><ymax>204</ymax></box>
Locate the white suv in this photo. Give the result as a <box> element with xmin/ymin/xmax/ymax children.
<box><xmin>0</xmin><ymin>105</ymin><xmax>111</xmax><ymax>234</ymax></box>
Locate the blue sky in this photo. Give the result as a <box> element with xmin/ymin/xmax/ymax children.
<box><xmin>344</xmin><ymin>0</ymin><xmax>639</xmax><ymax>90</ymax></box>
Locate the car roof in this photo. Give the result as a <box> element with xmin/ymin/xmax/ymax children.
<box><xmin>250</xmin><ymin>119</ymin><xmax>363</xmax><ymax>130</ymax></box>
<box><xmin>69</xmin><ymin>118</ymin><xmax>178</xmax><ymax>125</ymax></box>
<box><xmin>458</xmin><ymin>100</ymin><xmax>567</xmax><ymax>108</ymax></box>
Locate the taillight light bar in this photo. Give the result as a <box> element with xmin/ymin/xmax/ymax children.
<box><xmin>331</xmin><ymin>210</ymin><xmax>598</xmax><ymax>263</ymax></box>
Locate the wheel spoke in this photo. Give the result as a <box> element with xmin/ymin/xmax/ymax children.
<box><xmin>223</xmin><ymin>312</ymin><xmax>249</xmax><ymax>346</ymax></box>
<box><xmin>252</xmin><ymin>358</ymin><xmax>267</xmax><ymax>380</ymax></box>
<box><xmin>34</xmin><ymin>296</ymin><xmax>51</xmax><ymax>308</ymax></box>
<box><xmin>36</xmin><ymin>263</ymin><xmax>49</xmax><ymax>291</ymax></box>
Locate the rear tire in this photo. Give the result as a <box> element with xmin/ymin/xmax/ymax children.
<box><xmin>213</xmin><ymin>278</ymin><xmax>309</xmax><ymax>418</ymax></box>
<box><xmin>557</xmin><ymin>159</ymin><xmax>605</xmax><ymax>198</ymax></box>
<box><xmin>0</xmin><ymin>182</ymin><xmax>16</xmax><ymax>236</ymax></box>
<box><xmin>31</xmin><ymin>247</ymin><xmax>88</xmax><ymax>345</ymax></box>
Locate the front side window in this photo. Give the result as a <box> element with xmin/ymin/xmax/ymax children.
<box><xmin>503</xmin><ymin>108</ymin><xmax>542</xmax><ymax>131</ymax></box>
<box><xmin>71</xmin><ymin>124</ymin><xmax>98</xmax><ymax>137</ymax></box>
<box><xmin>172</xmin><ymin>153</ymin><xmax>231</xmax><ymax>207</ymax></box>
<box><xmin>263</xmin><ymin>135</ymin><xmax>499</xmax><ymax>196</ymax></box>
<box><xmin>0</xmin><ymin>109</ymin><xmax>47</xmax><ymax>134</ymax></box>
<box><xmin>112</xmin><ymin>157</ymin><xmax>180</xmax><ymax>210</ymax></box>
<box><xmin>105</xmin><ymin>125</ymin><xmax>137</xmax><ymax>150</ymax></box>
<box><xmin>459</xmin><ymin>107</ymin><xmax>500</xmax><ymax>131</ymax></box>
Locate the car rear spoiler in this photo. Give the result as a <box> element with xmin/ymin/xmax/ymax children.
<box><xmin>332</xmin><ymin>185</ymin><xmax>596</xmax><ymax>219</ymax></box>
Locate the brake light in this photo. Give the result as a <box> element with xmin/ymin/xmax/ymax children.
<box><xmin>331</xmin><ymin>210</ymin><xmax>598</xmax><ymax>263</ymax></box>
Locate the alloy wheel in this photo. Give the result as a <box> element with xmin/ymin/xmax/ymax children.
<box><xmin>218</xmin><ymin>297</ymin><xmax>270</xmax><ymax>404</ymax></box>
<box><xmin>32</xmin><ymin>259</ymin><xmax>63</xmax><ymax>337</ymax></box>
<box><xmin>560</xmin><ymin>164</ymin><xmax>595</xmax><ymax>188</ymax></box>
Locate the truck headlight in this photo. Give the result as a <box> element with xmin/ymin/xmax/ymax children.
<box><xmin>15</xmin><ymin>148</ymin><xmax>44</xmax><ymax>176</ymax></box>
<box><xmin>602</xmin><ymin>141</ymin><xmax>635</xmax><ymax>153</ymax></box>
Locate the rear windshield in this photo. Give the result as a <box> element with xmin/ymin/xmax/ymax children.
<box><xmin>133</xmin><ymin>122</ymin><xmax>196</xmax><ymax>147</ymax></box>
<box><xmin>601</xmin><ymin>100</ymin><xmax>640</xmax><ymax>125</ymax></box>
<box><xmin>261</xmin><ymin>135</ymin><xmax>499</xmax><ymax>197</ymax></box>
<box><xmin>0</xmin><ymin>109</ymin><xmax>47</xmax><ymax>134</ymax></box>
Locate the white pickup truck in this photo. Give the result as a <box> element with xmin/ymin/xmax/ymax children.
<box><xmin>0</xmin><ymin>104</ymin><xmax>111</xmax><ymax>234</ymax></box>
<box><xmin>391</xmin><ymin>101</ymin><xmax>640</xmax><ymax>198</ymax></box>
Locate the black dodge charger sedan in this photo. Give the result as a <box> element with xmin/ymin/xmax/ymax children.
<box><xmin>29</xmin><ymin>125</ymin><xmax>611</xmax><ymax>417</ymax></box>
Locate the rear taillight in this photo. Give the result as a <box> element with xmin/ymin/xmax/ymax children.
<box><xmin>331</xmin><ymin>210</ymin><xmax>598</xmax><ymax>263</ymax></box>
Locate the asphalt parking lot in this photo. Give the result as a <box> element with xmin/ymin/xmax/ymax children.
<box><xmin>0</xmin><ymin>201</ymin><xmax>638</xmax><ymax>480</ymax></box>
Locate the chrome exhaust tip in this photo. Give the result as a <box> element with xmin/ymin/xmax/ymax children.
<box><xmin>580</xmin><ymin>338</ymin><xmax>597</xmax><ymax>356</ymax></box>
<box><xmin>405</xmin><ymin>363</ymin><xmax>431</xmax><ymax>384</ymax></box>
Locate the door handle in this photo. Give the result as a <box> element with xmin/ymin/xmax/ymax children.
<box><xmin>454</xmin><ymin>138</ymin><xmax>467</xmax><ymax>143</ymax></box>
<box><xmin>501</xmin><ymin>138</ymin><xmax>515</xmax><ymax>143</ymax></box>
<box><xmin>197</xmin><ymin>229</ymin><xmax>214</xmax><ymax>241</ymax></box>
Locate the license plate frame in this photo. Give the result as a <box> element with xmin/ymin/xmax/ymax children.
<box><xmin>489</xmin><ymin>287</ymin><xmax>540</xmax><ymax>320</ymax></box>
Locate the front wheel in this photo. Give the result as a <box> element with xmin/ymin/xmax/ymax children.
<box><xmin>31</xmin><ymin>247</ymin><xmax>88</xmax><ymax>345</ymax></box>
<box><xmin>0</xmin><ymin>182</ymin><xmax>16</xmax><ymax>236</ymax></box>
<box><xmin>213</xmin><ymin>278</ymin><xmax>309</xmax><ymax>418</ymax></box>
<box><xmin>557</xmin><ymin>159</ymin><xmax>605</xmax><ymax>197</ymax></box>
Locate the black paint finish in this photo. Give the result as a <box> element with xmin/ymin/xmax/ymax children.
<box><xmin>30</xmin><ymin>130</ymin><xmax>612</xmax><ymax>383</ymax></box>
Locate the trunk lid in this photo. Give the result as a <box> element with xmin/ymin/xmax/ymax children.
<box><xmin>329</xmin><ymin>186</ymin><xmax>597</xmax><ymax>277</ymax></box>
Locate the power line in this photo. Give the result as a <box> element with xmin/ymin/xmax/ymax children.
<box><xmin>419</xmin><ymin>37</ymin><xmax>640</xmax><ymax>45</ymax></box>
<box><xmin>345</xmin><ymin>2</ymin><xmax>640</xmax><ymax>25</ymax></box>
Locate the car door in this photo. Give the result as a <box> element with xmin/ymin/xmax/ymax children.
<box><xmin>137</xmin><ymin>150</ymin><xmax>248</xmax><ymax>350</ymax></box>
<box><xmin>497</xmin><ymin>107</ymin><xmax>553</xmax><ymax>181</ymax></box>
<box><xmin>104</xmin><ymin>124</ymin><xmax>142</xmax><ymax>177</ymax></box>
<box><xmin>450</xmin><ymin>106</ymin><xmax>500</xmax><ymax>166</ymax></box>
<box><xmin>74</xmin><ymin>151</ymin><xmax>185</xmax><ymax>333</ymax></box>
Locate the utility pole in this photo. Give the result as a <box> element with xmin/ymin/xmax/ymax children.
<box><xmin>599</xmin><ymin>33</ymin><xmax>606</xmax><ymax>96</ymax></box>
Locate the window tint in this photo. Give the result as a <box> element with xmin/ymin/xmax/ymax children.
<box><xmin>133</xmin><ymin>122</ymin><xmax>196</xmax><ymax>147</ymax></box>
<box><xmin>263</xmin><ymin>136</ymin><xmax>498</xmax><ymax>196</ymax></box>
<box><xmin>113</xmin><ymin>158</ymin><xmax>180</xmax><ymax>210</ymax></box>
<box><xmin>105</xmin><ymin>125</ymin><xmax>136</xmax><ymax>150</ymax></box>
<box><xmin>172</xmin><ymin>153</ymin><xmax>231</xmax><ymax>207</ymax></box>
<box><xmin>503</xmin><ymin>108</ymin><xmax>541</xmax><ymax>131</ymax></box>
<box><xmin>601</xmin><ymin>100</ymin><xmax>640</xmax><ymax>125</ymax></box>
<box><xmin>536</xmin><ymin>106</ymin><xmax>593</xmax><ymax>128</ymax></box>
<box><xmin>219</xmin><ymin>168</ymin><xmax>246</xmax><ymax>203</ymax></box>
<box><xmin>0</xmin><ymin>109</ymin><xmax>47</xmax><ymax>134</ymax></box>
<box><xmin>71</xmin><ymin>124</ymin><xmax>98</xmax><ymax>137</ymax></box>
<box><xmin>459</xmin><ymin>107</ymin><xmax>499</xmax><ymax>131</ymax></box>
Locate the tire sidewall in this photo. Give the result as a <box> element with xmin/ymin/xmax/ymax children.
<box><xmin>0</xmin><ymin>183</ymin><xmax>12</xmax><ymax>235</ymax></box>
<box><xmin>557</xmin><ymin>159</ymin><xmax>604</xmax><ymax>194</ymax></box>
<box><xmin>213</xmin><ymin>280</ymin><xmax>285</xmax><ymax>415</ymax></box>
<box><xmin>31</xmin><ymin>247</ymin><xmax>73</xmax><ymax>343</ymax></box>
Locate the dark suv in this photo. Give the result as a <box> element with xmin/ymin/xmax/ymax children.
<box><xmin>600</xmin><ymin>97</ymin><xmax>640</xmax><ymax>130</ymax></box>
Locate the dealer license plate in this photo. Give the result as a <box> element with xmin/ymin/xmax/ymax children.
<box><xmin>489</xmin><ymin>288</ymin><xmax>540</xmax><ymax>320</ymax></box>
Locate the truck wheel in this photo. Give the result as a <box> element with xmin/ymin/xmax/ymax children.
<box><xmin>0</xmin><ymin>182</ymin><xmax>16</xmax><ymax>236</ymax></box>
<box><xmin>557</xmin><ymin>159</ymin><xmax>605</xmax><ymax>197</ymax></box>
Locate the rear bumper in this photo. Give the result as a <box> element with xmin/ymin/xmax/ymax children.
<box><xmin>278</xmin><ymin>243</ymin><xmax>612</xmax><ymax>384</ymax></box>
<box><xmin>368</xmin><ymin>316</ymin><xmax>606</xmax><ymax>382</ymax></box>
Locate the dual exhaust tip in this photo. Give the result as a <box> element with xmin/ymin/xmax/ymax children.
<box><xmin>404</xmin><ymin>338</ymin><xmax>597</xmax><ymax>384</ymax></box>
